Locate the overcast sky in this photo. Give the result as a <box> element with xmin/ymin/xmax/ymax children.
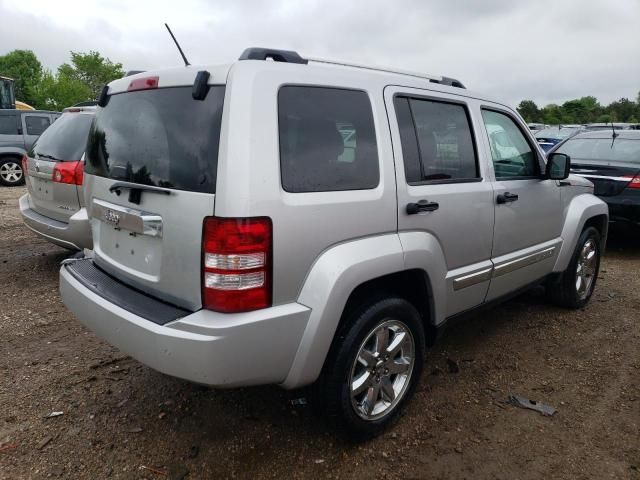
<box><xmin>1</xmin><ymin>0</ymin><xmax>638</xmax><ymax>108</ymax></box>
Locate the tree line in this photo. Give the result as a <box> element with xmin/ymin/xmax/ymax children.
<box><xmin>517</xmin><ymin>94</ymin><xmax>640</xmax><ymax>125</ymax></box>
<box><xmin>0</xmin><ymin>49</ymin><xmax>124</xmax><ymax>111</ymax></box>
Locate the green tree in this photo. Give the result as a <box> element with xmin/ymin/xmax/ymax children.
<box><xmin>517</xmin><ymin>100</ymin><xmax>540</xmax><ymax>122</ymax></box>
<box><xmin>33</xmin><ymin>71</ymin><xmax>92</xmax><ymax>111</ymax></box>
<box><xmin>541</xmin><ymin>104</ymin><xmax>562</xmax><ymax>125</ymax></box>
<box><xmin>607</xmin><ymin>98</ymin><xmax>636</xmax><ymax>122</ymax></box>
<box><xmin>0</xmin><ymin>50</ymin><xmax>43</xmax><ymax>106</ymax></box>
<box><xmin>57</xmin><ymin>51</ymin><xmax>124</xmax><ymax>100</ymax></box>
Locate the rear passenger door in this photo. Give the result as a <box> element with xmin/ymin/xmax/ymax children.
<box><xmin>22</xmin><ymin>113</ymin><xmax>52</xmax><ymax>149</ymax></box>
<box><xmin>479</xmin><ymin>107</ymin><xmax>563</xmax><ymax>301</ymax></box>
<box><xmin>385</xmin><ymin>87</ymin><xmax>495</xmax><ymax>317</ymax></box>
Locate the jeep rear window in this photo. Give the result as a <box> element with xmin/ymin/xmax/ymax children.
<box><xmin>86</xmin><ymin>86</ymin><xmax>225</xmax><ymax>193</ymax></box>
<box><xmin>29</xmin><ymin>113</ymin><xmax>93</xmax><ymax>161</ymax></box>
<box><xmin>278</xmin><ymin>86</ymin><xmax>379</xmax><ymax>193</ymax></box>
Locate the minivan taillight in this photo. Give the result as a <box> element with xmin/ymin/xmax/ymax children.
<box><xmin>623</xmin><ymin>174</ymin><xmax>640</xmax><ymax>189</ymax></box>
<box><xmin>52</xmin><ymin>161</ymin><xmax>84</xmax><ymax>185</ymax></box>
<box><xmin>202</xmin><ymin>217</ymin><xmax>272</xmax><ymax>313</ymax></box>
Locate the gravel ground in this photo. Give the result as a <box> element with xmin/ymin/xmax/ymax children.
<box><xmin>1</xmin><ymin>185</ymin><xmax>639</xmax><ymax>480</ymax></box>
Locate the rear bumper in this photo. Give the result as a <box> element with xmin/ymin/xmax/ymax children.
<box><xmin>601</xmin><ymin>190</ymin><xmax>640</xmax><ymax>224</ymax></box>
<box><xmin>60</xmin><ymin>261</ymin><xmax>311</xmax><ymax>387</ymax></box>
<box><xmin>19</xmin><ymin>194</ymin><xmax>92</xmax><ymax>250</ymax></box>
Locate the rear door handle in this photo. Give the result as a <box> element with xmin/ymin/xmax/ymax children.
<box><xmin>406</xmin><ymin>200</ymin><xmax>439</xmax><ymax>215</ymax></box>
<box><xmin>496</xmin><ymin>192</ymin><xmax>519</xmax><ymax>204</ymax></box>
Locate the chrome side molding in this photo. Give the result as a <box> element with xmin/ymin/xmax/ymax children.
<box><xmin>452</xmin><ymin>267</ymin><xmax>492</xmax><ymax>291</ymax></box>
<box><xmin>452</xmin><ymin>246</ymin><xmax>557</xmax><ymax>290</ymax></box>
<box><xmin>492</xmin><ymin>246</ymin><xmax>556</xmax><ymax>278</ymax></box>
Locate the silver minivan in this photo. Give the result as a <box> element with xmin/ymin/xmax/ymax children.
<box><xmin>20</xmin><ymin>108</ymin><xmax>94</xmax><ymax>250</ymax></box>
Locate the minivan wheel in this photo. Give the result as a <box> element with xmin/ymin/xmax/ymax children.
<box><xmin>548</xmin><ymin>226</ymin><xmax>601</xmax><ymax>309</ymax></box>
<box><xmin>0</xmin><ymin>158</ymin><xmax>25</xmax><ymax>186</ymax></box>
<box><xmin>319</xmin><ymin>297</ymin><xmax>425</xmax><ymax>438</ymax></box>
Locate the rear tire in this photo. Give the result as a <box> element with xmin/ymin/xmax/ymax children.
<box><xmin>548</xmin><ymin>226</ymin><xmax>601</xmax><ymax>309</ymax></box>
<box><xmin>0</xmin><ymin>157</ymin><xmax>25</xmax><ymax>186</ymax></box>
<box><xmin>318</xmin><ymin>297</ymin><xmax>425</xmax><ymax>439</ymax></box>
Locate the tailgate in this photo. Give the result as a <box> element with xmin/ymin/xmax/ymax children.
<box><xmin>25</xmin><ymin>157</ymin><xmax>80</xmax><ymax>222</ymax></box>
<box><xmin>85</xmin><ymin>83</ymin><xmax>225</xmax><ymax>311</ymax></box>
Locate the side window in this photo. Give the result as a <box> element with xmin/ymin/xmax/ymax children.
<box><xmin>25</xmin><ymin>115</ymin><xmax>51</xmax><ymax>136</ymax></box>
<box><xmin>0</xmin><ymin>115</ymin><xmax>18</xmax><ymax>135</ymax></box>
<box><xmin>481</xmin><ymin>109</ymin><xmax>539</xmax><ymax>179</ymax></box>
<box><xmin>278</xmin><ymin>86</ymin><xmax>379</xmax><ymax>193</ymax></box>
<box><xmin>394</xmin><ymin>96</ymin><xmax>478</xmax><ymax>183</ymax></box>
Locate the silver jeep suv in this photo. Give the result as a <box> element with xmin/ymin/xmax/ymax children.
<box><xmin>60</xmin><ymin>48</ymin><xmax>608</xmax><ymax>436</ymax></box>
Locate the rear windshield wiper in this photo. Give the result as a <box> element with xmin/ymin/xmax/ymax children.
<box><xmin>109</xmin><ymin>181</ymin><xmax>171</xmax><ymax>205</ymax></box>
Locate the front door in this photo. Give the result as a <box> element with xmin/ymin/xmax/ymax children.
<box><xmin>386</xmin><ymin>86</ymin><xmax>495</xmax><ymax>317</ymax></box>
<box><xmin>479</xmin><ymin>107</ymin><xmax>563</xmax><ymax>301</ymax></box>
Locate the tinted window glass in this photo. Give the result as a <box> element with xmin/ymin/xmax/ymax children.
<box><xmin>398</xmin><ymin>97</ymin><xmax>478</xmax><ymax>182</ymax></box>
<box><xmin>86</xmin><ymin>86</ymin><xmax>225</xmax><ymax>193</ymax></box>
<box><xmin>30</xmin><ymin>113</ymin><xmax>93</xmax><ymax>161</ymax></box>
<box><xmin>25</xmin><ymin>115</ymin><xmax>51</xmax><ymax>136</ymax></box>
<box><xmin>0</xmin><ymin>115</ymin><xmax>18</xmax><ymax>135</ymax></box>
<box><xmin>557</xmin><ymin>137</ymin><xmax>640</xmax><ymax>164</ymax></box>
<box><xmin>278</xmin><ymin>86</ymin><xmax>379</xmax><ymax>192</ymax></box>
<box><xmin>482</xmin><ymin>110</ymin><xmax>539</xmax><ymax>178</ymax></box>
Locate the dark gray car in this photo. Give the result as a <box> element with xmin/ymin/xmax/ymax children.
<box><xmin>0</xmin><ymin>109</ymin><xmax>60</xmax><ymax>186</ymax></box>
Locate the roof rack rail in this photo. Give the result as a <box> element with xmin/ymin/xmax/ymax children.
<box><xmin>238</xmin><ymin>48</ymin><xmax>307</xmax><ymax>64</ymax></box>
<box><xmin>237</xmin><ymin>48</ymin><xmax>465</xmax><ymax>89</ymax></box>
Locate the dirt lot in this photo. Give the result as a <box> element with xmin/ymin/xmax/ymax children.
<box><xmin>0</xmin><ymin>185</ymin><xmax>638</xmax><ymax>480</ymax></box>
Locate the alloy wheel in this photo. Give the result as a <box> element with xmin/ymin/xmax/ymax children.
<box><xmin>349</xmin><ymin>319</ymin><xmax>415</xmax><ymax>421</ymax></box>
<box><xmin>0</xmin><ymin>161</ymin><xmax>23</xmax><ymax>184</ymax></box>
<box><xmin>575</xmin><ymin>238</ymin><xmax>597</xmax><ymax>300</ymax></box>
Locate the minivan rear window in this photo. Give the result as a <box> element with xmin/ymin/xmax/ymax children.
<box><xmin>86</xmin><ymin>86</ymin><xmax>225</xmax><ymax>193</ymax></box>
<box><xmin>29</xmin><ymin>113</ymin><xmax>93</xmax><ymax>161</ymax></box>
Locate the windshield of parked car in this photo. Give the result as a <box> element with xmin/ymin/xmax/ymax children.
<box><xmin>29</xmin><ymin>113</ymin><xmax>93</xmax><ymax>161</ymax></box>
<box><xmin>556</xmin><ymin>137</ymin><xmax>640</xmax><ymax>164</ymax></box>
<box><xmin>535</xmin><ymin>127</ymin><xmax>580</xmax><ymax>140</ymax></box>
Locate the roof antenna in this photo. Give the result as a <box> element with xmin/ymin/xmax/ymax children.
<box><xmin>164</xmin><ymin>23</ymin><xmax>190</xmax><ymax>66</ymax></box>
<box><xmin>610</xmin><ymin>121</ymin><xmax>618</xmax><ymax>149</ymax></box>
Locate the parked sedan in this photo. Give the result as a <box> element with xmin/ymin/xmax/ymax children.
<box><xmin>535</xmin><ymin>126</ymin><xmax>583</xmax><ymax>152</ymax></box>
<box><xmin>19</xmin><ymin>108</ymin><xmax>95</xmax><ymax>250</ymax></box>
<box><xmin>551</xmin><ymin>130</ymin><xmax>640</xmax><ymax>226</ymax></box>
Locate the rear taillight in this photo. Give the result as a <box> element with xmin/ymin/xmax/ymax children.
<box><xmin>52</xmin><ymin>161</ymin><xmax>84</xmax><ymax>185</ymax></box>
<box><xmin>202</xmin><ymin>217</ymin><xmax>272</xmax><ymax>313</ymax></box>
<box><xmin>623</xmin><ymin>174</ymin><xmax>640</xmax><ymax>189</ymax></box>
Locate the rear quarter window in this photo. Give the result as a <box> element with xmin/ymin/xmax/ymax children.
<box><xmin>278</xmin><ymin>86</ymin><xmax>379</xmax><ymax>193</ymax></box>
<box><xmin>25</xmin><ymin>115</ymin><xmax>51</xmax><ymax>136</ymax></box>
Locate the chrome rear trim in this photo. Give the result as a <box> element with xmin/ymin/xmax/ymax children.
<box><xmin>92</xmin><ymin>198</ymin><xmax>163</xmax><ymax>238</ymax></box>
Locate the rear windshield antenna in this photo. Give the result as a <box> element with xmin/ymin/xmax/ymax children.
<box><xmin>165</xmin><ymin>23</ymin><xmax>190</xmax><ymax>66</ymax></box>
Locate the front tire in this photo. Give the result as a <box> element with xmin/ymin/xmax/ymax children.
<box><xmin>0</xmin><ymin>158</ymin><xmax>25</xmax><ymax>186</ymax></box>
<box><xmin>319</xmin><ymin>297</ymin><xmax>425</xmax><ymax>438</ymax></box>
<box><xmin>548</xmin><ymin>226</ymin><xmax>601</xmax><ymax>308</ymax></box>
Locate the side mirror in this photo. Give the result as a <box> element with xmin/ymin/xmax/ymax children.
<box><xmin>546</xmin><ymin>152</ymin><xmax>570</xmax><ymax>180</ymax></box>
